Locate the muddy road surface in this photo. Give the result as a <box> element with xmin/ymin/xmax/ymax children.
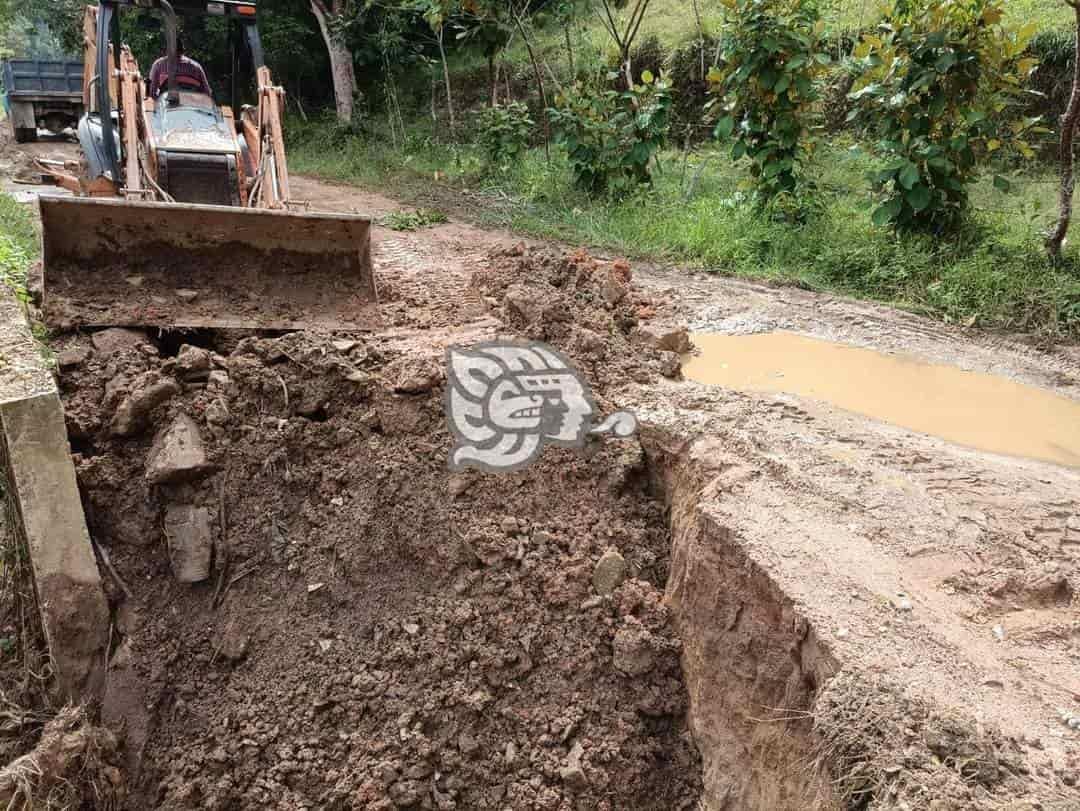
<box><xmin>1</xmin><ymin>133</ymin><xmax>1079</xmax><ymax>809</ymax></box>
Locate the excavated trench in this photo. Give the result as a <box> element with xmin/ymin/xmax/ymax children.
<box><xmin>46</xmin><ymin>248</ymin><xmax>843</xmax><ymax>810</ymax></box>
<box><xmin>43</xmin><ymin>247</ymin><xmax>1060</xmax><ymax>810</ymax></box>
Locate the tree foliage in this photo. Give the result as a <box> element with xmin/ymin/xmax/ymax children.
<box><xmin>0</xmin><ymin>0</ymin><xmax>82</xmax><ymax>58</ymax></box>
<box><xmin>849</xmin><ymin>0</ymin><xmax>1041</xmax><ymax>231</ymax></box>
<box><xmin>475</xmin><ymin>100</ymin><xmax>534</xmax><ymax>169</ymax></box>
<box><xmin>706</xmin><ymin>0</ymin><xmax>829</xmax><ymax>201</ymax></box>
<box><xmin>549</xmin><ymin>69</ymin><xmax>672</xmax><ymax>197</ymax></box>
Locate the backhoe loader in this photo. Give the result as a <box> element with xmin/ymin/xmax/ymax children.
<box><xmin>39</xmin><ymin>0</ymin><xmax>377</xmax><ymax>330</ymax></box>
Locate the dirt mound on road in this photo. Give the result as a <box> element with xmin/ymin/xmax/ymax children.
<box><xmin>55</xmin><ymin>261</ymin><xmax>703</xmax><ymax>809</ymax></box>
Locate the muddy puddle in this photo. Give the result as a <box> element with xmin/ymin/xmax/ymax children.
<box><xmin>683</xmin><ymin>331</ymin><xmax>1080</xmax><ymax>468</ymax></box>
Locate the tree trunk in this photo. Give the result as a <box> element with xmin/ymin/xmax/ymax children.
<box><xmin>564</xmin><ymin>23</ymin><xmax>574</xmax><ymax>78</ymax></box>
<box><xmin>1048</xmin><ymin>5</ymin><xmax>1080</xmax><ymax>259</ymax></box>
<box><xmin>437</xmin><ymin>27</ymin><xmax>456</xmax><ymax>135</ymax></box>
<box><xmin>488</xmin><ymin>54</ymin><xmax>497</xmax><ymax>107</ymax></box>
<box><xmin>515</xmin><ymin>14</ymin><xmax>549</xmax><ymax>159</ymax></box>
<box><xmin>691</xmin><ymin>0</ymin><xmax>705</xmax><ymax>79</ymax></box>
<box><xmin>310</xmin><ymin>0</ymin><xmax>356</xmax><ymax>124</ymax></box>
<box><xmin>431</xmin><ymin>72</ymin><xmax>439</xmax><ymax>126</ymax></box>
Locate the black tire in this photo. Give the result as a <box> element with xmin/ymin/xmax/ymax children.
<box><xmin>13</xmin><ymin>127</ymin><xmax>37</xmax><ymax>144</ymax></box>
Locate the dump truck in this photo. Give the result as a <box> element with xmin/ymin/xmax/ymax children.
<box><xmin>39</xmin><ymin>0</ymin><xmax>377</xmax><ymax>331</ymax></box>
<box><xmin>1</xmin><ymin>57</ymin><xmax>85</xmax><ymax>143</ymax></box>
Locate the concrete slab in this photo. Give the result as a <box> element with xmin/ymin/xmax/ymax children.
<box><xmin>0</xmin><ymin>291</ymin><xmax>108</xmax><ymax>701</ymax></box>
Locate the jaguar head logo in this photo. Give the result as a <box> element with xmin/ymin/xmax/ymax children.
<box><xmin>445</xmin><ymin>341</ymin><xmax>636</xmax><ymax>473</ymax></box>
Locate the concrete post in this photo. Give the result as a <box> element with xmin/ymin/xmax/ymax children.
<box><xmin>0</xmin><ymin>293</ymin><xmax>108</xmax><ymax>702</ymax></box>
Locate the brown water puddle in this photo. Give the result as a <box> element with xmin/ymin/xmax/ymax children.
<box><xmin>683</xmin><ymin>332</ymin><xmax>1080</xmax><ymax>469</ymax></box>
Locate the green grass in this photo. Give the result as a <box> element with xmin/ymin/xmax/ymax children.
<box><xmin>289</xmin><ymin>117</ymin><xmax>1080</xmax><ymax>340</ymax></box>
<box><xmin>1004</xmin><ymin>0</ymin><xmax>1075</xmax><ymax>32</ymax></box>
<box><xmin>379</xmin><ymin>207</ymin><xmax>450</xmax><ymax>231</ymax></box>
<box><xmin>498</xmin><ymin>0</ymin><xmax>1076</xmax><ymax>76</ymax></box>
<box><xmin>0</xmin><ymin>192</ymin><xmax>37</xmax><ymax>301</ymax></box>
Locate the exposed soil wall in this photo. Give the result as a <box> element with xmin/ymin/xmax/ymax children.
<box><xmin>643</xmin><ymin>428</ymin><xmax>840</xmax><ymax>809</ymax></box>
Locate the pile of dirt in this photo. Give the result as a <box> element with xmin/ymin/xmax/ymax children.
<box><xmin>472</xmin><ymin>246</ymin><xmax>685</xmax><ymax>391</ymax></box>
<box><xmin>53</xmin><ymin>247</ymin><xmax>703</xmax><ymax>810</ymax></box>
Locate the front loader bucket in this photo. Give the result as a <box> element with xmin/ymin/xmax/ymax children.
<box><xmin>40</xmin><ymin>197</ymin><xmax>378</xmax><ymax>331</ymax></box>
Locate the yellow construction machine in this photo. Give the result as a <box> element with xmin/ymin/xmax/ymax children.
<box><xmin>39</xmin><ymin>0</ymin><xmax>377</xmax><ymax>330</ymax></box>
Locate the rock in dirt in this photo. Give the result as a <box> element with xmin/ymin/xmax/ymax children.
<box><xmin>458</xmin><ymin>731</ymin><xmax>480</xmax><ymax>758</ymax></box>
<box><xmin>207</xmin><ymin>369</ymin><xmax>230</xmax><ymax>391</ymax></box>
<box><xmin>204</xmin><ymin>398</ymin><xmax>230</xmax><ymax>427</ymax></box>
<box><xmin>593</xmin><ymin>547</ymin><xmax>628</xmax><ymax>596</ymax></box>
<box><xmin>163</xmin><ymin>504</ymin><xmax>213</xmax><ymax>583</ymax></box>
<box><xmin>601</xmin><ymin>274</ymin><xmax>628</xmax><ymax>306</ymax></box>
<box><xmin>174</xmin><ymin>345</ymin><xmax>213</xmax><ymax>380</ymax></box>
<box><xmin>92</xmin><ymin>327</ymin><xmax>151</xmax><ymax>357</ymax></box>
<box><xmin>57</xmin><ymin>346</ymin><xmax>92</xmax><ymax>370</ymax></box>
<box><xmin>573</xmin><ymin>326</ymin><xmax>606</xmax><ymax>357</ymax></box>
<box><xmin>448</xmin><ymin>474</ymin><xmax>474</xmax><ymax>498</ymax></box>
<box><xmin>636</xmin><ymin>324</ymin><xmax>692</xmax><ymax>354</ymax></box>
<box><xmin>145</xmin><ymin>414</ymin><xmax>213</xmax><ymax>484</ymax></box>
<box><xmin>658</xmin><ymin>350</ymin><xmax>682</xmax><ymax>379</ymax></box>
<box><xmin>213</xmin><ymin>619</ymin><xmax>250</xmax><ymax>662</ymax></box>
<box><xmin>504</xmin><ymin>283</ymin><xmax>568</xmax><ymax>326</ymax></box>
<box><xmin>613</xmin><ymin>621</ymin><xmax>659</xmax><ymax>676</ymax></box>
<box><xmin>385</xmin><ymin>356</ymin><xmax>444</xmax><ymax>395</ymax></box>
<box><xmin>504</xmin><ymin>283</ymin><xmax>544</xmax><ymax>323</ymax></box>
<box><xmin>560</xmin><ymin>741</ymin><xmax>589</xmax><ymax>790</ymax></box>
<box><xmin>389</xmin><ymin>779</ymin><xmax>422</xmax><ymax>807</ymax></box>
<box><xmin>111</xmin><ymin>378</ymin><xmax>182</xmax><ymax>437</ymax></box>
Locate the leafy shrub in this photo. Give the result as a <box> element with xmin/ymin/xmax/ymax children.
<box><xmin>629</xmin><ymin>35</ymin><xmax>667</xmax><ymax>85</ymax></box>
<box><xmin>380</xmin><ymin>208</ymin><xmax>449</xmax><ymax>231</ymax></box>
<box><xmin>548</xmin><ymin>71</ymin><xmax>673</xmax><ymax>198</ymax></box>
<box><xmin>475</xmin><ymin>102</ymin><xmax>535</xmax><ymax>171</ymax></box>
<box><xmin>849</xmin><ymin>1</ymin><xmax>1041</xmax><ymax>232</ymax></box>
<box><xmin>706</xmin><ymin>0</ymin><xmax>829</xmax><ymax>200</ymax></box>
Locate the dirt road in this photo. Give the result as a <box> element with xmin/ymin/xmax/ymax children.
<box><xmin>2</xmin><ymin>135</ymin><xmax>1078</xmax><ymax>808</ymax></box>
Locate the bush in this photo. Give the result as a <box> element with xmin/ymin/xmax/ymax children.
<box><xmin>475</xmin><ymin>102</ymin><xmax>535</xmax><ymax>171</ymax></box>
<box><xmin>849</xmin><ymin>1</ymin><xmax>1041</xmax><ymax>232</ymax></box>
<box><xmin>548</xmin><ymin>71</ymin><xmax>673</xmax><ymax>198</ymax></box>
<box><xmin>1026</xmin><ymin>28</ymin><xmax>1075</xmax><ymax>129</ymax></box>
<box><xmin>706</xmin><ymin>0</ymin><xmax>829</xmax><ymax>200</ymax></box>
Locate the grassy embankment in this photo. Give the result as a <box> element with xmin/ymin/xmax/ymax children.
<box><xmin>288</xmin><ymin>0</ymin><xmax>1080</xmax><ymax>339</ymax></box>
<box><xmin>0</xmin><ymin>191</ymin><xmax>36</xmax><ymax>300</ymax></box>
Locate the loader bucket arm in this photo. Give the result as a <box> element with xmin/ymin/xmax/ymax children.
<box><xmin>40</xmin><ymin>197</ymin><xmax>378</xmax><ymax>331</ymax></box>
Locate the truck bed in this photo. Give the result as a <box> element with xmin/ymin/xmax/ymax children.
<box><xmin>2</xmin><ymin>58</ymin><xmax>83</xmax><ymax>100</ymax></box>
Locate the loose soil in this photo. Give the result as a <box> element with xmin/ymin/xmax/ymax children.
<box><xmin>57</xmin><ymin>250</ymin><xmax>703</xmax><ymax>810</ymax></box>
<box><xmin>1</xmin><ymin>131</ymin><xmax>1078</xmax><ymax>809</ymax></box>
<box><xmin>44</xmin><ymin>241</ymin><xmax>380</xmax><ymax>331</ymax></box>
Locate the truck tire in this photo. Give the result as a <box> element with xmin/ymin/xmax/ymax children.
<box><xmin>13</xmin><ymin>127</ymin><xmax>37</xmax><ymax>144</ymax></box>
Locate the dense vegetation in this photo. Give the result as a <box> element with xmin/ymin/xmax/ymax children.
<box><xmin>2</xmin><ymin>0</ymin><xmax>1080</xmax><ymax>338</ymax></box>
